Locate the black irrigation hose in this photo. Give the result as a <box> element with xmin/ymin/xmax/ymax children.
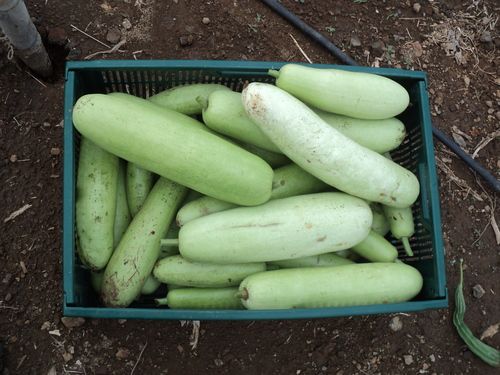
<box><xmin>260</xmin><ymin>0</ymin><xmax>500</xmax><ymax>193</ymax></box>
<box><xmin>260</xmin><ymin>0</ymin><xmax>358</xmax><ymax>66</ymax></box>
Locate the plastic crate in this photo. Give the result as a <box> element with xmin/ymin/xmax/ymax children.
<box><xmin>63</xmin><ymin>60</ymin><xmax>447</xmax><ymax>320</ymax></box>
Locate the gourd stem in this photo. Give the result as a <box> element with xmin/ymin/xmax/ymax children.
<box><xmin>161</xmin><ymin>239</ymin><xmax>179</xmax><ymax>246</ymax></box>
<box><xmin>155</xmin><ymin>297</ymin><xmax>168</xmax><ymax>306</ymax></box>
<box><xmin>195</xmin><ymin>95</ymin><xmax>208</xmax><ymax>110</ymax></box>
<box><xmin>235</xmin><ymin>288</ymin><xmax>249</xmax><ymax>300</ymax></box>
<box><xmin>401</xmin><ymin>237</ymin><xmax>413</xmax><ymax>257</ymax></box>
<box><xmin>268</xmin><ymin>69</ymin><xmax>280</xmax><ymax>78</ymax></box>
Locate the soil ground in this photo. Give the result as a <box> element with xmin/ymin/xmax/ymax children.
<box><xmin>0</xmin><ymin>0</ymin><xmax>499</xmax><ymax>374</ymax></box>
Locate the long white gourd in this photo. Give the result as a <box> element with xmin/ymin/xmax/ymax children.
<box><xmin>242</xmin><ymin>83</ymin><xmax>420</xmax><ymax>208</ymax></box>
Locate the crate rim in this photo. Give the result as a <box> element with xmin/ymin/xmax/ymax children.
<box><xmin>65</xmin><ymin>59</ymin><xmax>428</xmax><ymax>82</ymax></box>
<box><xmin>64</xmin><ymin>298</ymin><xmax>448</xmax><ymax>321</ymax></box>
<box><xmin>63</xmin><ymin>59</ymin><xmax>446</xmax><ymax>320</ymax></box>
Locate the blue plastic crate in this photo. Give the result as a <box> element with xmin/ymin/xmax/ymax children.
<box><xmin>63</xmin><ymin>60</ymin><xmax>447</xmax><ymax>320</ymax></box>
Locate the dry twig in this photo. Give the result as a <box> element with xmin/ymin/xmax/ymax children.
<box><xmin>471</xmin><ymin>221</ymin><xmax>491</xmax><ymax>246</ymax></box>
<box><xmin>190</xmin><ymin>320</ymin><xmax>201</xmax><ymax>350</ymax></box>
<box><xmin>70</xmin><ymin>24</ymin><xmax>110</xmax><ymax>48</ymax></box>
<box><xmin>475</xmin><ymin>180</ymin><xmax>500</xmax><ymax>245</ymax></box>
<box><xmin>4</xmin><ymin>204</ymin><xmax>32</xmax><ymax>223</ymax></box>
<box><xmin>436</xmin><ymin>158</ymin><xmax>483</xmax><ymax>201</ymax></box>
<box><xmin>472</xmin><ymin>130</ymin><xmax>500</xmax><ymax>159</ymax></box>
<box><xmin>16</xmin><ymin>355</ymin><xmax>27</xmax><ymax>370</ymax></box>
<box><xmin>84</xmin><ymin>39</ymin><xmax>127</xmax><ymax>60</ymax></box>
<box><xmin>491</xmin><ymin>215</ymin><xmax>500</xmax><ymax>245</ymax></box>
<box><xmin>289</xmin><ymin>34</ymin><xmax>313</xmax><ymax>64</ymax></box>
<box><xmin>25</xmin><ymin>71</ymin><xmax>47</xmax><ymax>88</ymax></box>
<box><xmin>130</xmin><ymin>342</ymin><xmax>147</xmax><ymax>375</ymax></box>
<box><xmin>0</xmin><ymin>305</ymin><xmax>19</xmax><ymax>310</ymax></box>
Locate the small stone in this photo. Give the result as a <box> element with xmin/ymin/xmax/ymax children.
<box><xmin>43</xmin><ymin>122</ymin><xmax>51</xmax><ymax>127</ymax></box>
<box><xmin>393</xmin><ymin>34</ymin><xmax>405</xmax><ymax>42</ymax></box>
<box><xmin>389</xmin><ymin>316</ymin><xmax>403</xmax><ymax>331</ymax></box>
<box><xmin>435</xmin><ymin>94</ymin><xmax>443</xmax><ymax>106</ymax></box>
<box><xmin>122</xmin><ymin>19</ymin><xmax>132</xmax><ymax>30</ymax></box>
<box><xmin>429</xmin><ymin>354</ymin><xmax>436</xmax><ymax>362</ymax></box>
<box><xmin>66</xmin><ymin>39</ymin><xmax>79</xmax><ymax>49</ymax></box>
<box><xmin>2</xmin><ymin>273</ymin><xmax>12</xmax><ymax>284</ymax></box>
<box><xmin>50</xmin><ymin>147</ymin><xmax>60</xmax><ymax>156</ymax></box>
<box><xmin>115</xmin><ymin>348</ymin><xmax>130</xmax><ymax>360</ymax></box>
<box><xmin>67</xmin><ymin>48</ymin><xmax>82</xmax><ymax>60</ymax></box>
<box><xmin>411</xmin><ymin>41</ymin><xmax>423</xmax><ymax>57</ymax></box>
<box><xmin>371</xmin><ymin>40</ymin><xmax>386</xmax><ymax>55</ymax></box>
<box><xmin>214</xmin><ymin>358</ymin><xmax>224</xmax><ymax>367</ymax></box>
<box><xmin>487</xmin><ymin>108</ymin><xmax>494</xmax><ymax>114</ymax></box>
<box><xmin>350</xmin><ymin>36</ymin><xmax>361</xmax><ymax>47</ymax></box>
<box><xmin>106</xmin><ymin>28</ymin><xmax>122</xmax><ymax>44</ymax></box>
<box><xmin>463</xmin><ymin>76</ymin><xmax>470</xmax><ymax>88</ymax></box>
<box><xmin>47</xmin><ymin>27</ymin><xmax>68</xmax><ymax>46</ymax></box>
<box><xmin>100</xmin><ymin>335</ymin><xmax>113</xmax><ymax>349</ymax></box>
<box><xmin>202</xmin><ymin>17</ymin><xmax>210</xmax><ymax>25</ymax></box>
<box><xmin>452</xmin><ymin>133</ymin><xmax>466</xmax><ymax>148</ymax></box>
<box><xmin>413</xmin><ymin>3</ymin><xmax>421</xmax><ymax>13</ymax></box>
<box><xmin>61</xmin><ymin>316</ymin><xmax>85</xmax><ymax>329</ymax></box>
<box><xmin>472</xmin><ymin>284</ymin><xmax>485</xmax><ymax>299</ymax></box>
<box><xmin>463</xmin><ymin>349</ymin><xmax>474</xmax><ymax>360</ymax></box>
<box><xmin>485</xmin><ymin>100</ymin><xmax>493</xmax><ymax>107</ymax></box>
<box><xmin>480</xmin><ymin>31</ymin><xmax>492</xmax><ymax>43</ymax></box>
<box><xmin>179</xmin><ymin>35</ymin><xmax>194</xmax><ymax>47</ymax></box>
<box><xmin>404</xmin><ymin>354</ymin><xmax>414</xmax><ymax>365</ymax></box>
<box><xmin>422</xmin><ymin>363</ymin><xmax>430</xmax><ymax>370</ymax></box>
<box><xmin>495</xmin><ymin>111</ymin><xmax>500</xmax><ymax>120</ymax></box>
<box><xmin>118</xmin><ymin>319</ymin><xmax>127</xmax><ymax>324</ymax></box>
<box><xmin>4</xmin><ymin>293</ymin><xmax>12</xmax><ymax>302</ymax></box>
<box><xmin>10</xmin><ymin>155</ymin><xmax>17</xmax><ymax>162</ymax></box>
<box><xmin>40</xmin><ymin>321</ymin><xmax>51</xmax><ymax>331</ymax></box>
<box><xmin>62</xmin><ymin>352</ymin><xmax>73</xmax><ymax>362</ymax></box>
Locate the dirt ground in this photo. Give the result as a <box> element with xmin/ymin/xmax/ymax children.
<box><xmin>0</xmin><ymin>0</ymin><xmax>499</xmax><ymax>374</ymax></box>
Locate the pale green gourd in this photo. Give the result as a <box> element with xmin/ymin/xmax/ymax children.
<box><xmin>269</xmin><ymin>64</ymin><xmax>410</xmax><ymax>119</ymax></box>
<box><xmin>73</xmin><ymin>93</ymin><xmax>273</xmax><ymax>206</ymax></box>
<box><xmin>239</xmin><ymin>263</ymin><xmax>423</xmax><ymax>309</ymax></box>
